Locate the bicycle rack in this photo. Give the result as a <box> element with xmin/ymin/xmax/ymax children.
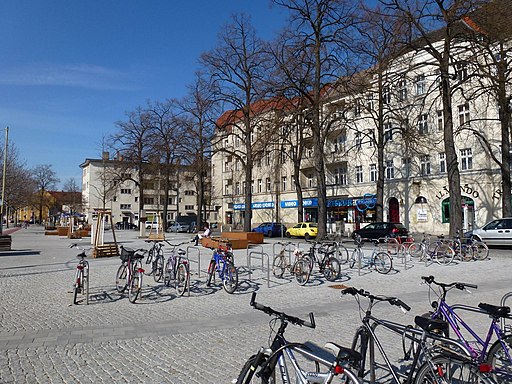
<box><xmin>246</xmin><ymin>244</ymin><xmax>271</xmax><ymax>288</ymax></box>
<box><xmin>272</xmin><ymin>241</ymin><xmax>297</xmax><ymax>267</ymax></box>
<box><xmin>185</xmin><ymin>245</ymin><xmax>205</xmax><ymax>296</ymax></box>
<box><xmin>500</xmin><ymin>292</ymin><xmax>512</xmax><ymax>332</ymax></box>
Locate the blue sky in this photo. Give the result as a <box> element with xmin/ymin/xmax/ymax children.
<box><xmin>0</xmin><ymin>0</ymin><xmax>287</xmax><ymax>188</ymax></box>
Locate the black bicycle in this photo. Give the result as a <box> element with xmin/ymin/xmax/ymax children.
<box><xmin>300</xmin><ymin>240</ymin><xmax>341</xmax><ymax>284</ymax></box>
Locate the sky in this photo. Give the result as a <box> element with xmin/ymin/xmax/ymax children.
<box><xmin>0</xmin><ymin>0</ymin><xmax>288</xmax><ymax>188</ymax></box>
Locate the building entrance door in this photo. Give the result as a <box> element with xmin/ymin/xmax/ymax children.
<box><xmin>389</xmin><ymin>197</ymin><xmax>400</xmax><ymax>223</ymax></box>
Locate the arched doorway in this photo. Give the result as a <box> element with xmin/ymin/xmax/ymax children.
<box><xmin>389</xmin><ymin>197</ymin><xmax>400</xmax><ymax>223</ymax></box>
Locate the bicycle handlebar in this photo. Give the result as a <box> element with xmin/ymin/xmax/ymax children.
<box><xmin>250</xmin><ymin>292</ymin><xmax>316</xmax><ymax>329</ymax></box>
<box><xmin>165</xmin><ymin>240</ymin><xmax>189</xmax><ymax>247</ymax></box>
<box><xmin>421</xmin><ymin>275</ymin><xmax>478</xmax><ymax>290</ymax></box>
<box><xmin>341</xmin><ymin>287</ymin><xmax>411</xmax><ymax>312</ymax></box>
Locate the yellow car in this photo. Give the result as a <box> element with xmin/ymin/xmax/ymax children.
<box><xmin>286</xmin><ymin>222</ymin><xmax>318</xmax><ymax>240</ymax></box>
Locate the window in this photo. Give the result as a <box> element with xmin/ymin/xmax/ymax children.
<box><xmin>266</xmin><ymin>151</ymin><xmax>271</xmax><ymax>166</ymax></box>
<box><xmin>397</xmin><ymin>79</ymin><xmax>407</xmax><ymax>101</ymax></box>
<box><xmin>460</xmin><ymin>148</ymin><xmax>473</xmax><ymax>170</ymax></box>
<box><xmin>334</xmin><ymin>165</ymin><xmax>348</xmax><ymax>186</ymax></box>
<box><xmin>143</xmin><ymin>197</ymin><xmax>154</xmax><ymax>205</ymax></box>
<box><xmin>225</xmin><ymin>184</ymin><xmax>230</xmax><ymax>196</ymax></box>
<box><xmin>251</xmin><ymin>180</ymin><xmax>254</xmax><ymax>193</ymax></box>
<box><xmin>120</xmin><ymin>204</ymin><xmax>131</xmax><ymax>210</ymax></box>
<box><xmin>334</xmin><ymin>131</ymin><xmax>347</xmax><ymax>152</ymax></box>
<box><xmin>281</xmin><ymin>176</ymin><xmax>287</xmax><ymax>191</ymax></box>
<box><xmin>437</xmin><ymin>110</ymin><xmax>444</xmax><ymax>131</ymax></box>
<box><xmin>418</xmin><ymin>114</ymin><xmax>428</xmax><ymax>135</ymax></box>
<box><xmin>184</xmin><ymin>190</ymin><xmax>195</xmax><ymax>196</ymax></box>
<box><xmin>420</xmin><ymin>155</ymin><xmax>431</xmax><ymax>175</ymax></box>
<box><xmin>257</xmin><ymin>179</ymin><xmax>262</xmax><ymax>193</ymax></box>
<box><xmin>235</xmin><ymin>159</ymin><xmax>240</xmax><ymax>171</ymax></box>
<box><xmin>383</xmin><ymin>86</ymin><xmax>391</xmax><ymax>104</ymax></box>
<box><xmin>366</xmin><ymin>93</ymin><xmax>374</xmax><ymax>111</ymax></box>
<box><xmin>356</xmin><ymin>166</ymin><xmax>363</xmax><ymax>183</ymax></box>
<box><xmin>120</xmin><ymin>188</ymin><xmax>131</xmax><ymax>194</ymax></box>
<box><xmin>455</xmin><ymin>62</ymin><xmax>468</xmax><ymax>82</ymax></box>
<box><xmin>354</xmin><ymin>99</ymin><xmax>362</xmax><ymax>116</ymax></box>
<box><xmin>439</xmin><ymin>153</ymin><xmax>446</xmax><ymax>173</ymax></box>
<box><xmin>415</xmin><ymin>74</ymin><xmax>426</xmax><ymax>95</ymax></box>
<box><xmin>402</xmin><ymin>157</ymin><xmax>411</xmax><ymax>178</ymax></box>
<box><xmin>236</xmin><ymin>182</ymin><xmax>241</xmax><ymax>195</ymax></box>
<box><xmin>184</xmin><ymin>205</ymin><xmax>193</xmax><ymax>210</ymax></box>
<box><xmin>458</xmin><ymin>103</ymin><xmax>470</xmax><ymax>126</ymax></box>
<box><xmin>385</xmin><ymin>160</ymin><xmax>395</xmax><ymax>179</ymax></box>
<box><xmin>355</xmin><ymin>131</ymin><xmax>362</xmax><ymax>148</ymax></box>
<box><xmin>121</xmin><ymin>173</ymin><xmax>131</xmax><ymax>180</ymax></box>
<box><xmin>369</xmin><ymin>164</ymin><xmax>377</xmax><ymax>182</ymax></box>
<box><xmin>368</xmin><ymin>129</ymin><xmax>374</xmax><ymax>147</ymax></box>
<box><xmin>384</xmin><ymin>121</ymin><xmax>393</xmax><ymax>142</ymax></box>
<box><xmin>308</xmin><ymin>174</ymin><xmax>314</xmax><ymax>188</ymax></box>
<box><xmin>266</xmin><ymin>178</ymin><xmax>271</xmax><ymax>192</ymax></box>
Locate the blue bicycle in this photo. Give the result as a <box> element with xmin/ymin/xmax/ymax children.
<box><xmin>206</xmin><ymin>244</ymin><xmax>238</xmax><ymax>294</ymax></box>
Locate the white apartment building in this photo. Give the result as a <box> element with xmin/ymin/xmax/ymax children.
<box><xmin>211</xmin><ymin>28</ymin><xmax>510</xmax><ymax>235</ymax></box>
<box><xmin>80</xmin><ymin>154</ymin><xmax>205</xmax><ymax>228</ymax></box>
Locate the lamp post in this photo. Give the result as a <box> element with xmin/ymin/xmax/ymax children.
<box><xmin>0</xmin><ymin>127</ymin><xmax>8</xmax><ymax>235</ymax></box>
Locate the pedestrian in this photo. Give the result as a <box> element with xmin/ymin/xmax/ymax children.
<box><xmin>192</xmin><ymin>223</ymin><xmax>211</xmax><ymax>246</ymax></box>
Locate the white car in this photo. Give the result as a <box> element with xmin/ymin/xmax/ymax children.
<box><xmin>145</xmin><ymin>221</ymin><xmax>161</xmax><ymax>230</ymax></box>
<box><xmin>467</xmin><ymin>217</ymin><xmax>512</xmax><ymax>246</ymax></box>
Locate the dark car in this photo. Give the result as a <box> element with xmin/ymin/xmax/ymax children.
<box><xmin>252</xmin><ymin>222</ymin><xmax>287</xmax><ymax>237</ymax></box>
<box><xmin>115</xmin><ymin>222</ymin><xmax>137</xmax><ymax>230</ymax></box>
<box><xmin>351</xmin><ymin>222</ymin><xmax>409</xmax><ymax>242</ymax></box>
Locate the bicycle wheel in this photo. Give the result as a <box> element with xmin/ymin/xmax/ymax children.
<box><xmin>222</xmin><ymin>261</ymin><xmax>238</xmax><ymax>294</ymax></box>
<box><xmin>83</xmin><ymin>265</ymin><xmax>89</xmax><ymax>305</ymax></box>
<box><xmin>460</xmin><ymin>244</ymin><xmax>475</xmax><ymax>262</ymax></box>
<box><xmin>337</xmin><ymin>243</ymin><xmax>350</xmax><ymax>264</ymax></box>
<box><xmin>153</xmin><ymin>255</ymin><xmax>164</xmax><ymax>283</ymax></box>
<box><xmin>72</xmin><ymin>269</ymin><xmax>81</xmax><ymax>305</ymax></box>
<box><xmin>433</xmin><ymin>243</ymin><xmax>455</xmax><ymax>265</ymax></box>
<box><xmin>323</xmin><ymin>256</ymin><xmax>340</xmax><ymax>281</ymax></box>
<box><xmin>349</xmin><ymin>248</ymin><xmax>359</xmax><ymax>269</ymax></box>
<box><xmin>272</xmin><ymin>254</ymin><xmax>286</xmax><ymax>278</ymax></box>
<box><xmin>175</xmin><ymin>262</ymin><xmax>188</xmax><ymax>296</ymax></box>
<box><xmin>486</xmin><ymin>334</ymin><xmax>512</xmax><ymax>383</ymax></box>
<box><xmin>293</xmin><ymin>258</ymin><xmax>310</xmax><ymax>286</ymax></box>
<box><xmin>128</xmin><ymin>272</ymin><xmax>142</xmax><ymax>303</ymax></box>
<box><xmin>351</xmin><ymin>327</ymin><xmax>368</xmax><ymax>378</ymax></box>
<box><xmin>206</xmin><ymin>260</ymin><xmax>215</xmax><ymax>287</ymax></box>
<box><xmin>374</xmin><ymin>252</ymin><xmax>392</xmax><ymax>274</ymax></box>
<box><xmin>115</xmin><ymin>264</ymin><xmax>127</xmax><ymax>293</ymax></box>
<box><xmin>408</xmin><ymin>242</ymin><xmax>424</xmax><ymax>258</ymax></box>
<box><xmin>236</xmin><ymin>353</ymin><xmax>271</xmax><ymax>383</ymax></box>
<box><xmin>414</xmin><ymin>355</ymin><xmax>494</xmax><ymax>384</ymax></box>
<box><xmin>472</xmin><ymin>241</ymin><xmax>489</xmax><ymax>261</ymax></box>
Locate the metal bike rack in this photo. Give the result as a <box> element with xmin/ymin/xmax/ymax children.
<box><xmin>272</xmin><ymin>241</ymin><xmax>297</xmax><ymax>266</ymax></box>
<box><xmin>185</xmin><ymin>246</ymin><xmax>204</xmax><ymax>296</ymax></box>
<box><xmin>500</xmin><ymin>292</ymin><xmax>512</xmax><ymax>332</ymax></box>
<box><xmin>246</xmin><ymin>244</ymin><xmax>271</xmax><ymax>288</ymax></box>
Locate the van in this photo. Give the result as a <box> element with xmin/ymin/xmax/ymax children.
<box><xmin>145</xmin><ymin>221</ymin><xmax>161</xmax><ymax>230</ymax></box>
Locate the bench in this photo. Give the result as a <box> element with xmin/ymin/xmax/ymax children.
<box><xmin>220</xmin><ymin>231</ymin><xmax>264</xmax><ymax>244</ymax></box>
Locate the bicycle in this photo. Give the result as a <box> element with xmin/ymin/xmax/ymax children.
<box><xmin>317</xmin><ymin>239</ymin><xmax>350</xmax><ymax>264</ymax></box>
<box><xmin>236</xmin><ymin>292</ymin><xmax>361</xmax><ymax>383</ymax></box>
<box><xmin>467</xmin><ymin>235</ymin><xmax>490</xmax><ymax>261</ymax></box>
<box><xmin>144</xmin><ymin>239</ymin><xmax>165</xmax><ymax>282</ymax></box>
<box><xmin>297</xmin><ymin>240</ymin><xmax>341</xmax><ymax>284</ymax></box>
<box><xmin>348</xmin><ymin>235</ymin><xmax>392</xmax><ymax>274</ymax></box>
<box><xmin>206</xmin><ymin>243</ymin><xmax>238</xmax><ymax>294</ymax></box>
<box><xmin>272</xmin><ymin>241</ymin><xmax>305</xmax><ymax>279</ymax></box>
<box><xmin>340</xmin><ymin>286</ymin><xmax>496</xmax><ymax>384</ymax></box>
<box><xmin>448</xmin><ymin>228</ymin><xmax>475</xmax><ymax>262</ymax></box>
<box><xmin>408</xmin><ymin>233</ymin><xmax>455</xmax><ymax>265</ymax></box>
<box><xmin>70</xmin><ymin>243</ymin><xmax>91</xmax><ymax>305</ymax></box>
<box><xmin>420</xmin><ymin>275</ymin><xmax>512</xmax><ymax>382</ymax></box>
<box><xmin>115</xmin><ymin>246</ymin><xmax>146</xmax><ymax>303</ymax></box>
<box><xmin>163</xmin><ymin>241</ymin><xmax>190</xmax><ymax>296</ymax></box>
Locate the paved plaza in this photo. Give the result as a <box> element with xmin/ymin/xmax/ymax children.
<box><xmin>0</xmin><ymin>226</ymin><xmax>511</xmax><ymax>383</ymax></box>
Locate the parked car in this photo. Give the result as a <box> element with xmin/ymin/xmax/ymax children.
<box><xmin>145</xmin><ymin>221</ymin><xmax>161</xmax><ymax>230</ymax></box>
<box><xmin>285</xmin><ymin>222</ymin><xmax>318</xmax><ymax>240</ymax></box>
<box><xmin>252</xmin><ymin>222</ymin><xmax>287</xmax><ymax>237</ymax></box>
<box><xmin>464</xmin><ymin>217</ymin><xmax>512</xmax><ymax>246</ymax></box>
<box><xmin>115</xmin><ymin>222</ymin><xmax>137</xmax><ymax>230</ymax></box>
<box><xmin>167</xmin><ymin>221</ymin><xmax>189</xmax><ymax>233</ymax></box>
<box><xmin>351</xmin><ymin>222</ymin><xmax>409</xmax><ymax>242</ymax></box>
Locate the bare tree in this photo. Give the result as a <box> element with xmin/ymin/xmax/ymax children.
<box><xmin>62</xmin><ymin>177</ymin><xmax>84</xmax><ymax>215</ymax></box>
<box><xmin>201</xmin><ymin>14</ymin><xmax>271</xmax><ymax>232</ymax></box>
<box><xmin>272</xmin><ymin>0</ymin><xmax>356</xmax><ymax>238</ymax></box>
<box><xmin>179</xmin><ymin>72</ymin><xmax>219</xmax><ymax>229</ymax></box>
<box><xmin>384</xmin><ymin>0</ymin><xmax>484</xmax><ymax>236</ymax></box>
<box><xmin>31</xmin><ymin>164</ymin><xmax>59</xmax><ymax>224</ymax></box>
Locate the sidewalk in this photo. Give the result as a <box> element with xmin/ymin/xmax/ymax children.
<box><xmin>0</xmin><ymin>226</ymin><xmax>511</xmax><ymax>383</ymax></box>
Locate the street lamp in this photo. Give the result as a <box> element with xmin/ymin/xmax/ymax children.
<box><xmin>0</xmin><ymin>126</ymin><xmax>8</xmax><ymax>235</ymax></box>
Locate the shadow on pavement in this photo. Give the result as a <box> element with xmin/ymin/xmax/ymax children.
<box><xmin>0</xmin><ymin>250</ymin><xmax>41</xmax><ymax>257</ymax></box>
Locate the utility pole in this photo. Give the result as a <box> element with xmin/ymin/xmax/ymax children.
<box><xmin>0</xmin><ymin>127</ymin><xmax>8</xmax><ymax>235</ymax></box>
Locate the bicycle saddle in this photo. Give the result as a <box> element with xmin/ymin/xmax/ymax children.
<box><xmin>76</xmin><ymin>252</ymin><xmax>87</xmax><ymax>259</ymax></box>
<box><xmin>325</xmin><ymin>342</ymin><xmax>362</xmax><ymax>364</ymax></box>
<box><xmin>478</xmin><ymin>303</ymin><xmax>511</xmax><ymax>318</ymax></box>
<box><xmin>415</xmin><ymin>316</ymin><xmax>449</xmax><ymax>335</ymax></box>
<box><xmin>178</xmin><ymin>249</ymin><xmax>186</xmax><ymax>256</ymax></box>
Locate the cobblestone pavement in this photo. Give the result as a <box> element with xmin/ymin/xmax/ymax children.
<box><xmin>0</xmin><ymin>226</ymin><xmax>511</xmax><ymax>383</ymax></box>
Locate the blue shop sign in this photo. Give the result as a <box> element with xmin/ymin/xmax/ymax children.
<box><xmin>327</xmin><ymin>198</ymin><xmax>354</xmax><ymax>207</ymax></box>
<box><xmin>280</xmin><ymin>198</ymin><xmax>318</xmax><ymax>208</ymax></box>
<box><xmin>233</xmin><ymin>201</ymin><xmax>275</xmax><ymax>210</ymax></box>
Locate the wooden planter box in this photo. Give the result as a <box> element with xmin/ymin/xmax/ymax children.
<box><xmin>57</xmin><ymin>226</ymin><xmax>69</xmax><ymax>236</ymax></box>
<box><xmin>221</xmin><ymin>231</ymin><xmax>264</xmax><ymax>244</ymax></box>
<box><xmin>0</xmin><ymin>235</ymin><xmax>12</xmax><ymax>251</ymax></box>
<box><xmin>200</xmin><ymin>237</ymin><xmax>248</xmax><ymax>250</ymax></box>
